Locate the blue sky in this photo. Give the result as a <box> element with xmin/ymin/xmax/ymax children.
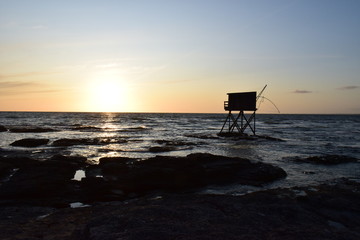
<box><xmin>1</xmin><ymin>0</ymin><xmax>359</xmax><ymax>113</ymax></box>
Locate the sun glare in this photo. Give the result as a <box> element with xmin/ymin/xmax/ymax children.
<box><xmin>87</xmin><ymin>77</ymin><xmax>129</xmax><ymax>112</ymax></box>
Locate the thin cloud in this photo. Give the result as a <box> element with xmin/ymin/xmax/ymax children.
<box><xmin>0</xmin><ymin>81</ymin><xmax>39</xmax><ymax>88</ymax></box>
<box><xmin>0</xmin><ymin>88</ymin><xmax>61</xmax><ymax>96</ymax></box>
<box><xmin>0</xmin><ymin>71</ymin><xmax>60</xmax><ymax>80</ymax></box>
<box><xmin>0</xmin><ymin>81</ymin><xmax>62</xmax><ymax>95</ymax></box>
<box><xmin>293</xmin><ymin>90</ymin><xmax>312</xmax><ymax>94</ymax></box>
<box><xmin>337</xmin><ymin>86</ymin><xmax>359</xmax><ymax>90</ymax></box>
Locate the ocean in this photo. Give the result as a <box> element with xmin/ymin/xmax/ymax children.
<box><xmin>0</xmin><ymin>112</ymin><xmax>359</xmax><ymax>193</ymax></box>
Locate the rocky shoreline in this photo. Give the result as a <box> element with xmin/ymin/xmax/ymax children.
<box><xmin>0</xmin><ymin>153</ymin><xmax>359</xmax><ymax>239</ymax></box>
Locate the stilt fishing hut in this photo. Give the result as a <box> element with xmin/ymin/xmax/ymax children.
<box><xmin>220</xmin><ymin>85</ymin><xmax>267</xmax><ymax>135</ymax></box>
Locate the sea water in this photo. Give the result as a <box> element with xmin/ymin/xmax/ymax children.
<box><xmin>0</xmin><ymin>112</ymin><xmax>359</xmax><ymax>192</ymax></box>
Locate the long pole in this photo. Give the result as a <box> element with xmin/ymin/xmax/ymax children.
<box><xmin>256</xmin><ymin>84</ymin><xmax>267</xmax><ymax>101</ymax></box>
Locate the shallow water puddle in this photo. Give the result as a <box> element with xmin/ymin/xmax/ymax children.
<box><xmin>72</xmin><ymin>170</ymin><xmax>86</xmax><ymax>181</ymax></box>
<box><xmin>70</xmin><ymin>202</ymin><xmax>91</xmax><ymax>208</ymax></box>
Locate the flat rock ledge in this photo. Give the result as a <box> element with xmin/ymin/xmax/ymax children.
<box><xmin>0</xmin><ymin>153</ymin><xmax>286</xmax><ymax>206</ymax></box>
<box><xmin>85</xmin><ymin>153</ymin><xmax>287</xmax><ymax>198</ymax></box>
<box><xmin>0</xmin><ymin>179</ymin><xmax>359</xmax><ymax>240</ymax></box>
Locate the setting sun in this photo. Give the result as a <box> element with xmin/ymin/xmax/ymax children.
<box><xmin>86</xmin><ymin>77</ymin><xmax>129</xmax><ymax>112</ymax></box>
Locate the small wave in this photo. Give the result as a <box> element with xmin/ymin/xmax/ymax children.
<box><xmin>118</xmin><ymin>126</ymin><xmax>151</xmax><ymax>132</ymax></box>
<box><xmin>53</xmin><ymin>138</ymin><xmax>128</xmax><ymax>147</ymax></box>
<box><xmin>70</xmin><ymin>126</ymin><xmax>103</xmax><ymax>131</ymax></box>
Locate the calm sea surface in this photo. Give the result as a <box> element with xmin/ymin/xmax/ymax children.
<box><xmin>1</xmin><ymin>112</ymin><xmax>359</xmax><ymax>193</ymax></box>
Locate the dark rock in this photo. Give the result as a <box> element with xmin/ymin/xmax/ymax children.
<box><xmin>79</xmin><ymin>177</ymin><xmax>126</xmax><ymax>202</ymax></box>
<box><xmin>218</xmin><ymin>133</ymin><xmax>284</xmax><ymax>141</ymax></box>
<box><xmin>53</xmin><ymin>138</ymin><xmax>99</xmax><ymax>146</ymax></box>
<box><xmin>0</xmin><ymin>156</ymin><xmax>39</xmax><ymax>168</ymax></box>
<box><xmin>95</xmin><ymin>153</ymin><xmax>287</xmax><ymax>195</ymax></box>
<box><xmin>85</xmin><ymin>157</ymin><xmax>134</xmax><ymax>180</ymax></box>
<box><xmin>0</xmin><ymin>163</ymin><xmax>77</xmax><ymax>201</ymax></box>
<box><xmin>9</xmin><ymin>127</ymin><xmax>57</xmax><ymax>133</ymax></box>
<box><xmin>295</xmin><ymin>155</ymin><xmax>358</xmax><ymax>165</ymax></box>
<box><xmin>149</xmin><ymin>140</ymin><xmax>196</xmax><ymax>152</ymax></box>
<box><xmin>0</xmin><ymin>156</ymin><xmax>83</xmax><ymax>206</ymax></box>
<box><xmin>0</xmin><ymin>161</ymin><xmax>13</xmax><ymax>179</ymax></box>
<box><xmin>0</xmin><ymin>125</ymin><xmax>7</xmax><ymax>132</ymax></box>
<box><xmin>217</xmin><ymin>132</ymin><xmax>254</xmax><ymax>138</ymax></box>
<box><xmin>148</xmin><ymin>146</ymin><xmax>177</xmax><ymax>152</ymax></box>
<box><xmin>0</xmin><ymin>160</ymin><xmax>77</xmax><ymax>206</ymax></box>
<box><xmin>0</xmin><ymin>153</ymin><xmax>287</xmax><ymax>207</ymax></box>
<box><xmin>155</xmin><ymin>140</ymin><xmax>196</xmax><ymax>146</ymax></box>
<box><xmin>50</xmin><ymin>154</ymin><xmax>87</xmax><ymax>166</ymax></box>
<box><xmin>185</xmin><ymin>134</ymin><xmax>219</xmax><ymax>139</ymax></box>
<box><xmin>71</xmin><ymin>126</ymin><xmax>103</xmax><ymax>131</ymax></box>
<box><xmin>10</xmin><ymin>138</ymin><xmax>49</xmax><ymax>147</ymax></box>
<box><xmin>99</xmin><ymin>156</ymin><xmax>135</xmax><ymax>165</ymax></box>
<box><xmin>1</xmin><ymin>180</ymin><xmax>359</xmax><ymax>240</ymax></box>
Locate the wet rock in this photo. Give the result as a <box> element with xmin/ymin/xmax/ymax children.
<box><xmin>295</xmin><ymin>155</ymin><xmax>358</xmax><ymax>165</ymax></box>
<box><xmin>185</xmin><ymin>134</ymin><xmax>219</xmax><ymax>139</ymax></box>
<box><xmin>53</xmin><ymin>138</ymin><xmax>99</xmax><ymax>146</ymax></box>
<box><xmin>0</xmin><ymin>163</ymin><xmax>77</xmax><ymax>203</ymax></box>
<box><xmin>0</xmin><ymin>153</ymin><xmax>287</xmax><ymax>207</ymax></box>
<box><xmin>99</xmin><ymin>156</ymin><xmax>136</xmax><ymax>165</ymax></box>
<box><xmin>79</xmin><ymin>177</ymin><xmax>113</xmax><ymax>201</ymax></box>
<box><xmin>99</xmin><ymin>157</ymin><xmax>134</xmax><ymax>176</ymax></box>
<box><xmin>0</xmin><ymin>155</ymin><xmax>85</xmax><ymax>206</ymax></box>
<box><xmin>10</xmin><ymin>138</ymin><xmax>49</xmax><ymax>147</ymax></box>
<box><xmin>0</xmin><ymin>125</ymin><xmax>7</xmax><ymax>132</ymax></box>
<box><xmin>0</xmin><ymin>156</ymin><xmax>39</xmax><ymax>168</ymax></box>
<box><xmin>149</xmin><ymin>140</ymin><xmax>196</xmax><ymax>153</ymax></box>
<box><xmin>217</xmin><ymin>132</ymin><xmax>254</xmax><ymax>138</ymax></box>
<box><xmin>218</xmin><ymin>133</ymin><xmax>284</xmax><ymax>141</ymax></box>
<box><xmin>71</xmin><ymin>126</ymin><xmax>103</xmax><ymax>131</ymax></box>
<box><xmin>50</xmin><ymin>154</ymin><xmax>87</xmax><ymax>166</ymax></box>
<box><xmin>1</xmin><ymin>180</ymin><xmax>359</xmax><ymax>240</ymax></box>
<box><xmin>155</xmin><ymin>140</ymin><xmax>197</xmax><ymax>146</ymax></box>
<box><xmin>148</xmin><ymin>146</ymin><xmax>177</xmax><ymax>152</ymax></box>
<box><xmin>95</xmin><ymin>153</ymin><xmax>287</xmax><ymax>195</ymax></box>
<box><xmin>9</xmin><ymin>127</ymin><xmax>57</xmax><ymax>133</ymax></box>
<box><xmin>0</xmin><ymin>161</ymin><xmax>13</xmax><ymax>179</ymax></box>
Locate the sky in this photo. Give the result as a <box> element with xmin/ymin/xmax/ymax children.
<box><xmin>0</xmin><ymin>0</ymin><xmax>359</xmax><ymax>113</ymax></box>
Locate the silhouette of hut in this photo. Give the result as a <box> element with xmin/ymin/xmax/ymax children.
<box><xmin>220</xmin><ymin>91</ymin><xmax>257</xmax><ymax>135</ymax></box>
